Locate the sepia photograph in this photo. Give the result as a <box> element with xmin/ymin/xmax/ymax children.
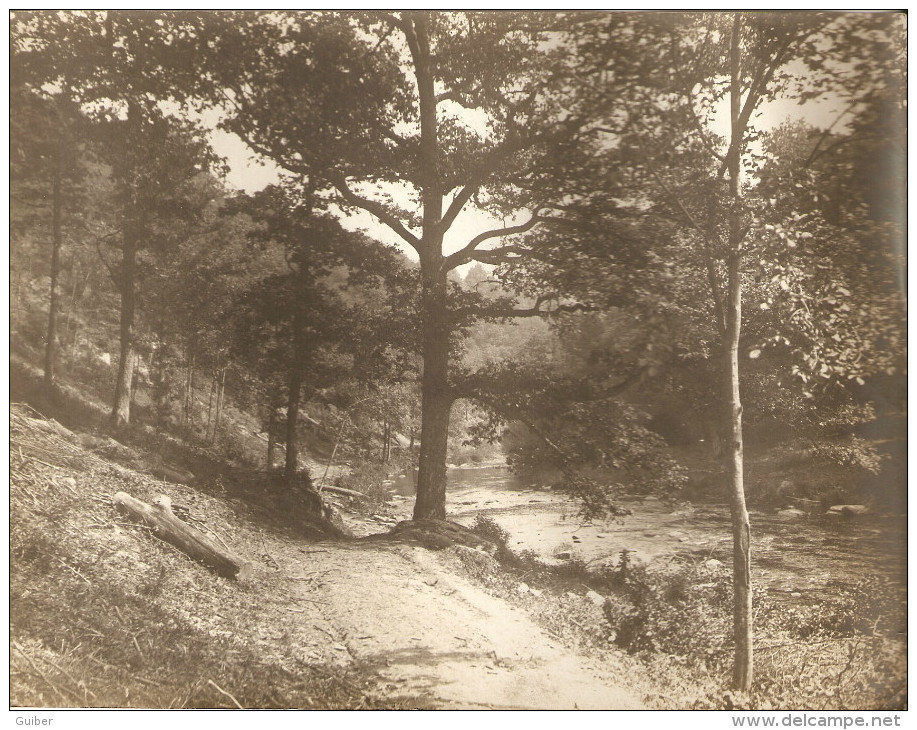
<box><xmin>9</xmin><ymin>9</ymin><xmax>907</xmax><ymax>714</ymax></box>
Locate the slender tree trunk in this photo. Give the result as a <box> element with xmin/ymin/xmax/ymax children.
<box><xmin>61</xmin><ymin>262</ymin><xmax>79</xmax><ymax>356</ymax></box>
<box><xmin>726</xmin><ymin>15</ymin><xmax>753</xmax><ymax>691</ymax></box>
<box><xmin>182</xmin><ymin>354</ymin><xmax>196</xmax><ymax>427</ymax></box>
<box><xmin>111</xmin><ymin>94</ymin><xmax>141</xmax><ymax>429</ymax></box>
<box><xmin>14</xmin><ymin>268</ymin><xmax>22</xmax><ymax>313</ymax></box>
<box><xmin>111</xmin><ymin>233</ymin><xmax>136</xmax><ymax>427</ymax></box>
<box><xmin>43</xmin><ymin>140</ymin><xmax>63</xmax><ymax>390</ymax></box>
<box><xmin>381</xmin><ymin>419</ymin><xmax>391</xmax><ymax>464</ymax></box>
<box><xmin>209</xmin><ymin>368</ymin><xmax>226</xmax><ymax>445</ymax></box>
<box><xmin>187</xmin><ymin>363</ymin><xmax>192</xmax><ymax>422</ymax></box>
<box><xmin>151</xmin><ymin>340</ymin><xmax>168</xmax><ymax>424</ymax></box>
<box><xmin>206</xmin><ymin>375</ymin><xmax>216</xmax><ymax>439</ymax></box>
<box><xmin>704</xmin><ymin>421</ymin><xmax>723</xmax><ymax>458</ymax></box>
<box><xmin>215</xmin><ymin>368</ymin><xmax>226</xmax><ymax>434</ymax></box>
<box><xmin>130</xmin><ymin>357</ymin><xmax>139</xmax><ymax>411</ymax></box>
<box><xmin>267</xmin><ymin>405</ymin><xmax>277</xmax><ymax>470</ymax></box>
<box><xmin>68</xmin><ymin>323</ymin><xmax>79</xmax><ymax>360</ymax></box>
<box><xmin>285</xmin><ymin>369</ymin><xmax>303</xmax><ymax>482</ymax></box>
<box><xmin>725</xmin><ymin>259</ymin><xmax>752</xmax><ymax>691</ymax></box>
<box><xmin>67</xmin><ymin>268</ymin><xmax>91</xmax><ymax>359</ymax></box>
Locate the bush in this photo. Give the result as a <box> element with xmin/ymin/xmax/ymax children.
<box><xmin>601</xmin><ymin>556</ymin><xmax>733</xmax><ymax>669</ymax></box>
<box><xmin>470</xmin><ymin>515</ymin><xmax>510</xmax><ymax>548</ymax></box>
<box><xmin>469</xmin><ymin>517</ymin><xmax>552</xmax><ymax>579</ymax></box>
<box><xmin>599</xmin><ymin>552</ymin><xmax>905</xmax><ymax>673</ymax></box>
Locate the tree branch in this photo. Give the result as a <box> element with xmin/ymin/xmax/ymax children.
<box><xmin>509</xmin><ymin>300</ymin><xmax>594</xmax><ymax>317</ymax></box>
<box><xmin>435</xmin><ymin>85</ymin><xmax>483</xmax><ymax>105</ymax></box>
<box><xmin>461</xmin><ymin>293</ymin><xmax>595</xmax><ymax>321</ymax></box>
<box><xmin>717</xmin><ymin>24</ymin><xmax>827</xmax><ymax>180</ymax></box>
<box><xmin>363</xmin><ymin>10</ymin><xmax>409</xmax><ymax>35</ymax></box>
<box><xmin>437</xmin><ymin>116</ymin><xmax>584</xmax><ymax>234</ymax></box>
<box><xmin>443</xmin><ymin>208</ymin><xmax>547</xmax><ymax>270</ymax></box>
<box><xmin>470</xmin><ymin>246</ymin><xmax>531</xmax><ymax>266</ymax></box>
<box><xmin>224</xmin><ymin>93</ymin><xmax>422</xmax><ymax>250</ymax></box>
<box><xmin>802</xmin><ymin>96</ymin><xmax>860</xmax><ymax>168</ymax></box>
<box><xmin>322</xmin><ymin>169</ymin><xmax>421</xmax><ymax>250</ymax></box>
<box><xmin>438</xmin><ymin>184</ymin><xmax>480</xmax><ymax>236</ymax></box>
<box><xmin>682</xmin><ymin>87</ymin><xmax>726</xmax><ymax>163</ymax></box>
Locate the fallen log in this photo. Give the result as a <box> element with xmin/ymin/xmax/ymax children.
<box><xmin>113</xmin><ymin>492</ymin><xmax>253</xmax><ymax>581</ymax></box>
<box><xmin>318</xmin><ymin>484</ymin><xmax>366</xmax><ymax>499</ymax></box>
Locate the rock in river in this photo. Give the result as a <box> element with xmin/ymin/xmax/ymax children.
<box><xmin>827</xmin><ymin>504</ymin><xmax>869</xmax><ymax>517</ymax></box>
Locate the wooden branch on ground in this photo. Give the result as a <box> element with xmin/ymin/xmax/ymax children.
<box><xmin>319</xmin><ymin>485</ymin><xmax>366</xmax><ymax>499</ymax></box>
<box><xmin>113</xmin><ymin>492</ymin><xmax>252</xmax><ymax>581</ymax></box>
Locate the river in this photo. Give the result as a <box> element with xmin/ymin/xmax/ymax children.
<box><xmin>388</xmin><ymin>465</ymin><xmax>907</xmax><ymax>607</ymax></box>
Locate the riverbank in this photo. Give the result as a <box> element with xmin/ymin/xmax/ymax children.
<box><xmin>372</xmin><ymin>467</ymin><xmax>906</xmax><ymax>609</ymax></box>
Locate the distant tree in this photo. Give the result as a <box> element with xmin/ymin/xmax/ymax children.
<box><xmin>141</xmin><ymin>191</ymin><xmax>268</xmax><ymax>435</ymax></box>
<box><xmin>93</xmin><ymin>112</ymin><xmax>222</xmax><ymax>426</ymax></box>
<box><xmin>12</xmin><ymin>10</ymin><xmax>222</xmax><ymax>426</ymax></box>
<box><xmin>226</xmin><ymin>185</ymin><xmax>414</xmax><ymax>491</ymax></box>
<box><xmin>10</xmin><ymin>88</ymin><xmax>91</xmax><ymax>388</ymax></box>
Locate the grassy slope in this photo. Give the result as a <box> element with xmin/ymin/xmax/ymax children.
<box><xmin>9</xmin><ymin>402</ymin><xmax>419</xmax><ymax>709</ymax></box>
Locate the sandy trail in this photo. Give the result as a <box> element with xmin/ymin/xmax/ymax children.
<box><xmin>278</xmin><ymin>540</ymin><xmax>644</xmax><ymax>710</ymax></box>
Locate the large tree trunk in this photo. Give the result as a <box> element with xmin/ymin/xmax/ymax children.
<box><xmin>726</xmin><ymin>15</ymin><xmax>753</xmax><ymax>692</ymax></box>
<box><xmin>43</xmin><ymin>140</ymin><xmax>62</xmax><ymax>390</ymax></box>
<box><xmin>411</xmin><ymin>12</ymin><xmax>453</xmax><ymax>521</ymax></box>
<box><xmin>284</xmin><ymin>368</ymin><xmax>303</xmax><ymax>482</ymax></box>
<box><xmin>413</xmin><ymin>272</ymin><xmax>452</xmax><ymax>520</ymax></box>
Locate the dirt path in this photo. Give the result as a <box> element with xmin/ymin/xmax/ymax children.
<box><xmin>274</xmin><ymin>539</ymin><xmax>645</xmax><ymax>710</ymax></box>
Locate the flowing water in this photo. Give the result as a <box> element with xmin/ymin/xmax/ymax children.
<box><xmin>389</xmin><ymin>466</ymin><xmax>907</xmax><ymax>607</ymax></box>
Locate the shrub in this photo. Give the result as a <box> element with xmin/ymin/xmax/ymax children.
<box><xmin>470</xmin><ymin>515</ymin><xmax>510</xmax><ymax>548</ymax></box>
<box><xmin>601</xmin><ymin>557</ymin><xmax>733</xmax><ymax>669</ymax></box>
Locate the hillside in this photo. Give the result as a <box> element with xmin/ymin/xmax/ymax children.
<box><xmin>9</xmin><ymin>401</ymin><xmax>653</xmax><ymax>709</ymax></box>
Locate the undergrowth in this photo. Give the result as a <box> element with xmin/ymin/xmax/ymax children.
<box><xmin>467</xmin><ymin>516</ymin><xmax>906</xmax><ymax>710</ymax></box>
